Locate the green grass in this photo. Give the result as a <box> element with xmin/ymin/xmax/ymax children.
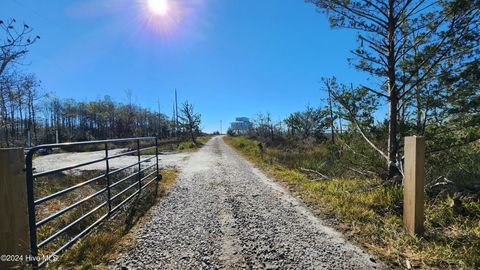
<box><xmin>224</xmin><ymin>136</ymin><xmax>480</xmax><ymax>270</ymax></box>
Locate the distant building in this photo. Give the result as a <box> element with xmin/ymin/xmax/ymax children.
<box><xmin>230</xmin><ymin>117</ymin><xmax>252</xmax><ymax>134</ymax></box>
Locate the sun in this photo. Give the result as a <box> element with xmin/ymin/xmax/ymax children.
<box><xmin>147</xmin><ymin>0</ymin><xmax>169</xmax><ymax>16</ymax></box>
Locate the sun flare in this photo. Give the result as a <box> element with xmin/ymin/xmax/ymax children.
<box><xmin>147</xmin><ymin>0</ymin><xmax>169</xmax><ymax>16</ymax></box>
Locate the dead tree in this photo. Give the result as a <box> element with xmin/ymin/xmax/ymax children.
<box><xmin>179</xmin><ymin>100</ymin><xmax>201</xmax><ymax>145</ymax></box>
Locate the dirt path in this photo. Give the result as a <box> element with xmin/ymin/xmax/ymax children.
<box><xmin>112</xmin><ymin>136</ymin><xmax>383</xmax><ymax>269</ymax></box>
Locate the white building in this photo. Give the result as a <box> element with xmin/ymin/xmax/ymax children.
<box><xmin>230</xmin><ymin>117</ymin><xmax>252</xmax><ymax>134</ymax></box>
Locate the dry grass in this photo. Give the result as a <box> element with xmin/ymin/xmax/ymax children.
<box><xmin>140</xmin><ymin>135</ymin><xmax>212</xmax><ymax>154</ymax></box>
<box><xmin>34</xmin><ymin>169</ymin><xmax>179</xmax><ymax>269</ymax></box>
<box><xmin>224</xmin><ymin>136</ymin><xmax>480</xmax><ymax>270</ymax></box>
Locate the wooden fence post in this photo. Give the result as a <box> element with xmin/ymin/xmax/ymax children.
<box><xmin>403</xmin><ymin>136</ymin><xmax>425</xmax><ymax>236</ymax></box>
<box><xmin>0</xmin><ymin>148</ymin><xmax>31</xmax><ymax>268</ymax></box>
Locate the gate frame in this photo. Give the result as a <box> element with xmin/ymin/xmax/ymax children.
<box><xmin>24</xmin><ymin>137</ymin><xmax>161</xmax><ymax>268</ymax></box>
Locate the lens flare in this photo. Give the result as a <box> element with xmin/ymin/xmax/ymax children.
<box><xmin>148</xmin><ymin>0</ymin><xmax>169</xmax><ymax>16</ymax></box>
<box><xmin>137</xmin><ymin>0</ymin><xmax>207</xmax><ymax>40</ymax></box>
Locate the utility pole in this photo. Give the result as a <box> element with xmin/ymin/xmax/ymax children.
<box><xmin>324</xmin><ymin>80</ymin><xmax>336</xmax><ymax>144</ymax></box>
<box><xmin>220</xmin><ymin>120</ymin><xmax>222</xmax><ymax>134</ymax></box>
<box><xmin>172</xmin><ymin>101</ymin><xmax>176</xmax><ymax>138</ymax></box>
<box><xmin>175</xmin><ymin>89</ymin><xmax>179</xmax><ymax>134</ymax></box>
<box><xmin>328</xmin><ymin>82</ymin><xmax>335</xmax><ymax>144</ymax></box>
<box><xmin>157</xmin><ymin>98</ymin><xmax>161</xmax><ymax>138</ymax></box>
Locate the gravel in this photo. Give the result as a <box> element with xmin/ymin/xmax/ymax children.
<box><xmin>111</xmin><ymin>136</ymin><xmax>384</xmax><ymax>270</ymax></box>
<box><xmin>32</xmin><ymin>149</ymin><xmax>191</xmax><ymax>174</ymax></box>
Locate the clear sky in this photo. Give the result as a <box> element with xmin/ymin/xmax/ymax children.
<box><xmin>2</xmin><ymin>0</ymin><xmax>368</xmax><ymax>133</ymax></box>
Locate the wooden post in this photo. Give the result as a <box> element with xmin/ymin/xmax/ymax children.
<box><xmin>404</xmin><ymin>136</ymin><xmax>425</xmax><ymax>236</ymax></box>
<box><xmin>0</xmin><ymin>148</ymin><xmax>31</xmax><ymax>268</ymax></box>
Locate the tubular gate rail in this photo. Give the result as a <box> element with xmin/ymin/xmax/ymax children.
<box><xmin>25</xmin><ymin>137</ymin><xmax>162</xmax><ymax>268</ymax></box>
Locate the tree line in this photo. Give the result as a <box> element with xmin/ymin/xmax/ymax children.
<box><xmin>1</xmin><ymin>19</ymin><xmax>202</xmax><ymax>147</ymax></box>
<box><xmin>307</xmin><ymin>0</ymin><xmax>479</xmax><ymax>181</ymax></box>
<box><xmin>230</xmin><ymin>0</ymin><xmax>479</xmax><ymax>188</ymax></box>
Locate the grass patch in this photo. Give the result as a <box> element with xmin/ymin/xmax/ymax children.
<box><xmin>140</xmin><ymin>136</ymin><xmax>212</xmax><ymax>154</ymax></box>
<box><xmin>224</xmin><ymin>136</ymin><xmax>480</xmax><ymax>270</ymax></box>
<box><xmin>175</xmin><ymin>136</ymin><xmax>211</xmax><ymax>152</ymax></box>
<box><xmin>33</xmin><ymin>169</ymin><xmax>178</xmax><ymax>269</ymax></box>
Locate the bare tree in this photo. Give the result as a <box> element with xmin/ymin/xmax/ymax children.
<box><xmin>179</xmin><ymin>100</ymin><xmax>201</xmax><ymax>145</ymax></box>
<box><xmin>1</xmin><ymin>19</ymin><xmax>39</xmax><ymax>77</ymax></box>
<box><xmin>1</xmin><ymin>19</ymin><xmax>39</xmax><ymax>146</ymax></box>
<box><xmin>21</xmin><ymin>74</ymin><xmax>41</xmax><ymax>142</ymax></box>
<box><xmin>323</xmin><ymin>78</ymin><xmax>336</xmax><ymax>144</ymax></box>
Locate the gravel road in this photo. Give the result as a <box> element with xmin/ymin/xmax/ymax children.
<box><xmin>112</xmin><ymin>136</ymin><xmax>383</xmax><ymax>270</ymax></box>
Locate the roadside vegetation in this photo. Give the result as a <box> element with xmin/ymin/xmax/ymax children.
<box><xmin>169</xmin><ymin>135</ymin><xmax>211</xmax><ymax>152</ymax></box>
<box><xmin>225</xmin><ymin>136</ymin><xmax>479</xmax><ymax>269</ymax></box>
<box><xmin>225</xmin><ymin>1</ymin><xmax>479</xmax><ymax>268</ymax></box>
<box><xmin>139</xmin><ymin>135</ymin><xmax>212</xmax><ymax>154</ymax></box>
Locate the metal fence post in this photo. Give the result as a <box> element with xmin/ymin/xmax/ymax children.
<box><xmin>155</xmin><ymin>138</ymin><xmax>160</xmax><ymax>181</ymax></box>
<box><xmin>105</xmin><ymin>143</ymin><xmax>112</xmax><ymax>215</ymax></box>
<box><xmin>0</xmin><ymin>148</ymin><xmax>31</xmax><ymax>269</ymax></box>
<box><xmin>136</xmin><ymin>139</ymin><xmax>142</xmax><ymax>192</ymax></box>
<box><xmin>404</xmin><ymin>136</ymin><xmax>425</xmax><ymax>236</ymax></box>
<box><xmin>25</xmin><ymin>150</ymin><xmax>38</xmax><ymax>268</ymax></box>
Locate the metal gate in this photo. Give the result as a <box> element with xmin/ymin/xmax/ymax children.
<box><xmin>24</xmin><ymin>137</ymin><xmax>161</xmax><ymax>268</ymax></box>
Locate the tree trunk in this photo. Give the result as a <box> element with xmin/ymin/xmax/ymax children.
<box><xmin>327</xmin><ymin>83</ymin><xmax>335</xmax><ymax>144</ymax></box>
<box><xmin>387</xmin><ymin>0</ymin><xmax>400</xmax><ymax>179</ymax></box>
<box><xmin>190</xmin><ymin>125</ymin><xmax>197</xmax><ymax>145</ymax></box>
<box><xmin>388</xmin><ymin>94</ymin><xmax>400</xmax><ymax>178</ymax></box>
<box><xmin>0</xmin><ymin>90</ymin><xmax>9</xmax><ymax>146</ymax></box>
<box><xmin>270</xmin><ymin>124</ymin><xmax>274</xmax><ymax>142</ymax></box>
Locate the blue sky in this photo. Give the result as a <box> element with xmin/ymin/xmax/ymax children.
<box><xmin>2</xmin><ymin>0</ymin><xmax>369</xmax><ymax>133</ymax></box>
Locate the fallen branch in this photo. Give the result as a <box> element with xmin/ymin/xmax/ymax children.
<box><xmin>361</xmin><ymin>181</ymin><xmax>390</xmax><ymax>192</ymax></box>
<box><xmin>346</xmin><ymin>166</ymin><xmax>378</xmax><ymax>177</ymax></box>
<box><xmin>337</xmin><ymin>137</ymin><xmax>369</xmax><ymax>159</ymax></box>
<box><xmin>328</xmin><ymin>84</ymin><xmax>388</xmax><ymax>162</ymax></box>
<box><xmin>426</xmin><ymin>176</ymin><xmax>456</xmax><ymax>190</ymax></box>
<box><xmin>299</xmin><ymin>167</ymin><xmax>329</xmax><ymax>180</ymax></box>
